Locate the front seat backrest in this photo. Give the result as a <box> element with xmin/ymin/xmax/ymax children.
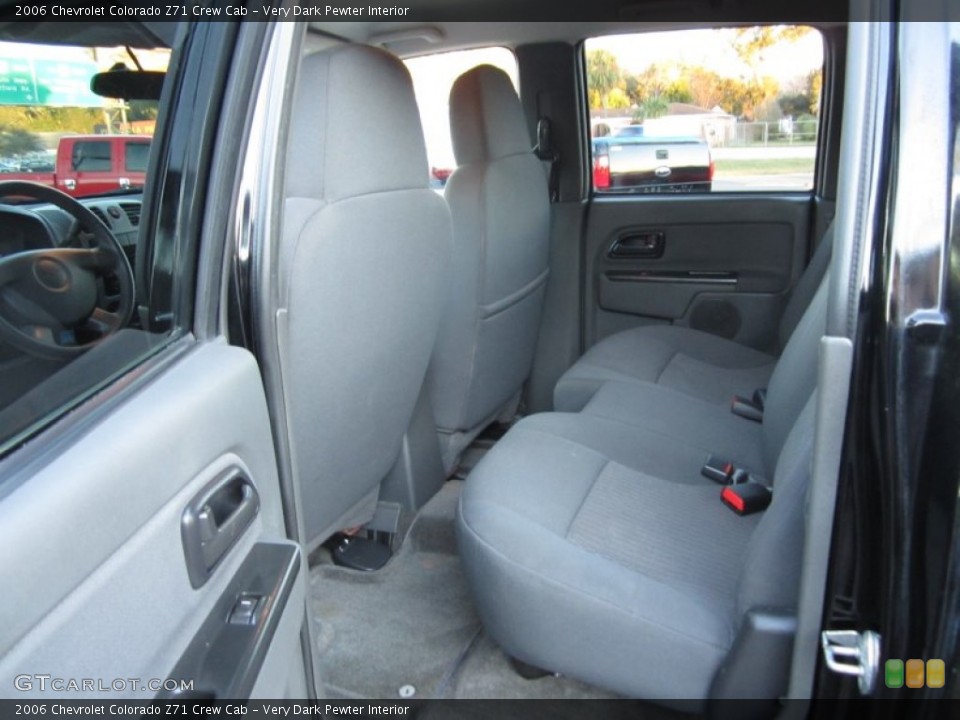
<box><xmin>281</xmin><ymin>46</ymin><xmax>451</xmax><ymax>549</ymax></box>
<box><xmin>427</xmin><ymin>65</ymin><xmax>551</xmax><ymax>472</ymax></box>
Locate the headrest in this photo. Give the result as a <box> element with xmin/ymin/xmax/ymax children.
<box><xmin>449</xmin><ymin>65</ymin><xmax>531</xmax><ymax>166</ymax></box>
<box><xmin>286</xmin><ymin>45</ymin><xmax>429</xmax><ymax>202</ymax></box>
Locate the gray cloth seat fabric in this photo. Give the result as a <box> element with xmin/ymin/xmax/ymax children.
<box><xmin>555</xmin><ymin>325</ymin><xmax>777</xmax><ymax>413</ymax></box>
<box><xmin>457</xmin><ymin>397</ymin><xmax>816</xmax><ymax>705</ymax></box>
<box><xmin>578</xmin><ymin>273</ymin><xmax>829</xmax><ymax>477</ymax></box>
<box><xmin>456</xmin><ymin>252</ymin><xmax>830</xmax><ymax>703</ymax></box>
<box><xmin>426</xmin><ymin>65</ymin><xmax>550</xmax><ymax>473</ymax></box>
<box><xmin>280</xmin><ymin>45</ymin><xmax>451</xmax><ymax>550</ymax></box>
<box><xmin>581</xmin><ymin>381</ymin><xmax>766</xmax><ymax>474</ymax></box>
<box><xmin>554</xmin><ymin>223</ymin><xmax>835</xmax><ymax>412</ymax></box>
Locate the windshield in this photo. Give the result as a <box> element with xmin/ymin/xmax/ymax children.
<box><xmin>0</xmin><ymin>41</ymin><xmax>170</xmax><ymax>198</ymax></box>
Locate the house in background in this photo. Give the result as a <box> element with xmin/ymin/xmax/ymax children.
<box><xmin>641</xmin><ymin>103</ymin><xmax>736</xmax><ymax>145</ymax></box>
<box><xmin>590</xmin><ymin>103</ymin><xmax>736</xmax><ymax>144</ymax></box>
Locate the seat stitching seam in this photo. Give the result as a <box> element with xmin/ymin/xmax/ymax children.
<box><xmin>458</xmin><ymin>505</ymin><xmax>734</xmax><ymax>650</ymax></box>
<box><xmin>588</xmin><ymin>379</ymin><xmax>725</xmax><ymax>414</ymax></box>
<box><xmin>478</xmin><ymin>268</ymin><xmax>550</xmax><ymax>319</ymax></box>
<box><xmin>564</xmin><ymin>459</ymin><xmax>609</xmax><ymax>538</ymax></box>
<box><xmin>509</xmin><ymin>425</ymin><xmax>613</xmax><ymax>461</ymax></box>
<box><xmin>525</xmin><ymin>415</ymin><xmax>750</xmax><ymax>473</ymax></box>
<box><xmin>654</xmin><ymin>350</ymin><xmax>678</xmax><ymax>384</ymax></box>
<box><xmin>456</xmin><ymin>165</ymin><xmax>490</xmax><ymax>431</ymax></box>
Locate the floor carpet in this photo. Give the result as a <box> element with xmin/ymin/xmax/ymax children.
<box><xmin>309</xmin><ymin>481</ymin><xmax>626</xmax><ymax>702</ymax></box>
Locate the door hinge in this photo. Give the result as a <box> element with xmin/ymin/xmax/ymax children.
<box><xmin>821</xmin><ymin>629</ymin><xmax>881</xmax><ymax>695</ymax></box>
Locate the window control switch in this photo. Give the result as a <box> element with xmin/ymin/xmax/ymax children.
<box><xmin>228</xmin><ymin>594</ymin><xmax>262</xmax><ymax>626</ymax></box>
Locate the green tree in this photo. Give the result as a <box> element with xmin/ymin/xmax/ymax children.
<box><xmin>778</xmin><ymin>92</ymin><xmax>811</xmax><ymax>117</ymax></box>
<box><xmin>0</xmin><ymin>106</ymin><xmax>101</xmax><ymax>134</ymax></box>
<box><xmin>686</xmin><ymin>67</ymin><xmax>727</xmax><ymax>109</ymax></box>
<box><xmin>605</xmin><ymin>87</ymin><xmax>630</xmax><ymax>110</ymax></box>
<box><xmin>588</xmin><ymin>88</ymin><xmax>602</xmax><ymax>110</ymax></box>
<box><xmin>634</xmin><ymin>94</ymin><xmax>669</xmax><ymax>121</ymax></box>
<box><xmin>727</xmin><ymin>77</ymin><xmax>780</xmax><ymax>121</ymax></box>
<box><xmin>806</xmin><ymin>69</ymin><xmax>822</xmax><ymax>115</ymax></box>
<box><xmin>729</xmin><ymin>26</ymin><xmax>805</xmax><ymax>121</ymax></box>
<box><xmin>732</xmin><ymin>26</ymin><xmax>812</xmax><ymax>72</ymax></box>
<box><xmin>662</xmin><ymin>78</ymin><xmax>693</xmax><ymax>104</ymax></box>
<box><xmin>624</xmin><ymin>75</ymin><xmax>641</xmax><ymax>105</ymax></box>
<box><xmin>127</xmin><ymin>101</ymin><xmax>159</xmax><ymax>122</ymax></box>
<box><xmin>586</xmin><ymin>49</ymin><xmax>623</xmax><ymax>109</ymax></box>
<box><xmin>0</xmin><ymin>125</ymin><xmax>43</xmax><ymax>156</ymax></box>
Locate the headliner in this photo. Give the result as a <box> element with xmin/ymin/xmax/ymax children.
<box><xmin>307</xmin><ymin>0</ymin><xmax>845</xmax><ymax>57</ymax></box>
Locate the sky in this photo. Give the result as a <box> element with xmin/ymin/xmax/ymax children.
<box><xmin>587</xmin><ymin>27</ymin><xmax>824</xmax><ymax>84</ymax></box>
<box><xmin>405</xmin><ymin>29</ymin><xmax>823</xmax><ymax>170</ymax></box>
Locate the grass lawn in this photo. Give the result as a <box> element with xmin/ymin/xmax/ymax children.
<box><xmin>714</xmin><ymin>157</ymin><xmax>816</xmax><ymax>175</ymax></box>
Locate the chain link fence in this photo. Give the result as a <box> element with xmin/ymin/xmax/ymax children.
<box><xmin>727</xmin><ymin>120</ymin><xmax>819</xmax><ymax>147</ymax></box>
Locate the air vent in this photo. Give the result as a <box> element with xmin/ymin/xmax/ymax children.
<box><xmin>120</xmin><ymin>202</ymin><xmax>141</xmax><ymax>227</ymax></box>
<box><xmin>89</xmin><ymin>206</ymin><xmax>109</xmax><ymax>226</ymax></box>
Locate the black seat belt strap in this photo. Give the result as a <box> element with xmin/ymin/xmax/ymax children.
<box><xmin>534</xmin><ymin>116</ymin><xmax>560</xmax><ymax>202</ymax></box>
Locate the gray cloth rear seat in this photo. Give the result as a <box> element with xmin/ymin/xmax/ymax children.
<box><xmin>554</xmin><ymin>223</ymin><xmax>834</xmax><ymax>412</ymax></box>
<box><xmin>579</xmin><ymin>273</ymin><xmax>828</xmax><ymax>476</ymax></box>
<box><xmin>457</xmin><ymin>396</ymin><xmax>815</xmax><ymax>705</ymax></box>
<box><xmin>455</xmin><ymin>245</ymin><xmax>830</xmax><ymax>704</ymax></box>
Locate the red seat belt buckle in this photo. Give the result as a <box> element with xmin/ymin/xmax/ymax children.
<box><xmin>721</xmin><ymin>483</ymin><xmax>772</xmax><ymax>515</ymax></box>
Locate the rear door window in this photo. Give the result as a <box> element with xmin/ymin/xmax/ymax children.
<box><xmin>585</xmin><ymin>26</ymin><xmax>824</xmax><ymax>193</ymax></box>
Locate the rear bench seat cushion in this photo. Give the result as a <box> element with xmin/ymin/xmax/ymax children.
<box><xmin>581</xmin><ymin>381</ymin><xmax>766</xmax><ymax>474</ymax></box>
<box><xmin>553</xmin><ymin>324</ymin><xmax>776</xmax><ymax>412</ymax></box>
<box><xmin>456</xmin><ymin>413</ymin><xmax>760</xmax><ymax>704</ymax></box>
<box><xmin>456</xmin><ymin>395</ymin><xmax>816</xmax><ymax>705</ymax></box>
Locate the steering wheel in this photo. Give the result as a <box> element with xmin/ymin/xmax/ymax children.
<box><xmin>0</xmin><ymin>181</ymin><xmax>135</xmax><ymax>360</ymax></box>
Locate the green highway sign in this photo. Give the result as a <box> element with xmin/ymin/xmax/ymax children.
<box><xmin>0</xmin><ymin>55</ymin><xmax>103</xmax><ymax>107</ymax></box>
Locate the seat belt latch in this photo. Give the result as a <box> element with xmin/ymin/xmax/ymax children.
<box><xmin>731</xmin><ymin>390</ymin><xmax>765</xmax><ymax>422</ymax></box>
<box><xmin>702</xmin><ymin>454</ymin><xmax>735</xmax><ymax>484</ymax></box>
<box><xmin>702</xmin><ymin>455</ymin><xmax>754</xmax><ymax>485</ymax></box>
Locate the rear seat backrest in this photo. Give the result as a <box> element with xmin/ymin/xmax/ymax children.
<box><xmin>778</xmin><ymin>223</ymin><xmax>834</xmax><ymax>349</ymax></box>
<box><xmin>710</xmin><ymin>394</ymin><xmax>816</xmax><ymax>702</ymax></box>
<box><xmin>737</xmin><ymin>394</ymin><xmax>816</xmax><ymax>618</ymax></box>
<box><xmin>761</xmin><ymin>275</ymin><xmax>829</xmax><ymax>474</ymax></box>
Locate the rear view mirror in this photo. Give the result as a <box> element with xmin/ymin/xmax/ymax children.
<box><xmin>91</xmin><ymin>68</ymin><xmax>165</xmax><ymax>101</ymax></box>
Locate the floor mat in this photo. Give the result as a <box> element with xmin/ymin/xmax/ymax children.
<box><xmin>449</xmin><ymin>634</ymin><xmax>619</xmax><ymax>700</ymax></box>
<box><xmin>310</xmin><ymin>481</ymin><xmax>620</xmax><ymax>701</ymax></box>
<box><xmin>311</xmin><ymin>481</ymin><xmax>479</xmax><ymax>700</ymax></box>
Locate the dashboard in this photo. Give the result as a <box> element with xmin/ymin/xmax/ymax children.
<box><xmin>0</xmin><ymin>191</ymin><xmax>147</xmax><ymax>411</ymax></box>
<box><xmin>0</xmin><ymin>194</ymin><xmax>143</xmax><ymax>272</ymax></box>
<box><xmin>0</xmin><ymin>209</ymin><xmax>53</xmax><ymax>257</ymax></box>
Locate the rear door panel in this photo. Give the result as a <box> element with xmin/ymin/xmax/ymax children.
<box><xmin>0</xmin><ymin>342</ymin><xmax>307</xmax><ymax>699</ymax></box>
<box><xmin>585</xmin><ymin>195</ymin><xmax>812</xmax><ymax>353</ymax></box>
